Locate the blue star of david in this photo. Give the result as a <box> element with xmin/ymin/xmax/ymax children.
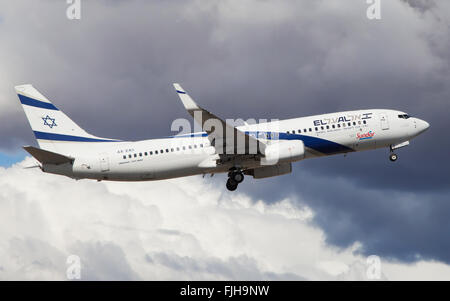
<box><xmin>42</xmin><ymin>115</ymin><xmax>57</xmax><ymax>129</ymax></box>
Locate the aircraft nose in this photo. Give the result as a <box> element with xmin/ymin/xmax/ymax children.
<box><xmin>416</xmin><ymin>119</ymin><xmax>430</xmax><ymax>134</ymax></box>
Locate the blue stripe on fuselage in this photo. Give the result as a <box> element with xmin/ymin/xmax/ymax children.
<box><xmin>169</xmin><ymin>131</ymin><xmax>353</xmax><ymax>155</ymax></box>
<box><xmin>278</xmin><ymin>132</ymin><xmax>353</xmax><ymax>155</ymax></box>
<box><xmin>169</xmin><ymin>133</ymin><xmax>208</xmax><ymax>138</ymax></box>
<box><xmin>18</xmin><ymin>94</ymin><xmax>59</xmax><ymax>110</ymax></box>
<box><xmin>34</xmin><ymin>131</ymin><xmax>121</xmax><ymax>142</ymax></box>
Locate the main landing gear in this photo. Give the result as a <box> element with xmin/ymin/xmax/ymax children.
<box><xmin>226</xmin><ymin>170</ymin><xmax>244</xmax><ymax>191</ymax></box>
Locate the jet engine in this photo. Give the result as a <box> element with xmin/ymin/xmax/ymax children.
<box><xmin>261</xmin><ymin>140</ymin><xmax>305</xmax><ymax>165</ymax></box>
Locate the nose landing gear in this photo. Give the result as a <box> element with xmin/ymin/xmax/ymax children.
<box><xmin>389</xmin><ymin>153</ymin><xmax>398</xmax><ymax>162</ymax></box>
<box><xmin>226</xmin><ymin>170</ymin><xmax>244</xmax><ymax>191</ymax></box>
<box><xmin>389</xmin><ymin>145</ymin><xmax>398</xmax><ymax>162</ymax></box>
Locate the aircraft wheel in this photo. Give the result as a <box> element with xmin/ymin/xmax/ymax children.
<box><xmin>226</xmin><ymin>178</ymin><xmax>238</xmax><ymax>191</ymax></box>
<box><xmin>389</xmin><ymin>153</ymin><xmax>398</xmax><ymax>162</ymax></box>
<box><xmin>231</xmin><ymin>171</ymin><xmax>244</xmax><ymax>184</ymax></box>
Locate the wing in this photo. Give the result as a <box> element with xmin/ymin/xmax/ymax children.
<box><xmin>173</xmin><ymin>83</ymin><xmax>266</xmax><ymax>158</ymax></box>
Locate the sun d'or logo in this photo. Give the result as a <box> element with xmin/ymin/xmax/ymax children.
<box><xmin>42</xmin><ymin>115</ymin><xmax>57</xmax><ymax>129</ymax></box>
<box><xmin>357</xmin><ymin>131</ymin><xmax>375</xmax><ymax>140</ymax></box>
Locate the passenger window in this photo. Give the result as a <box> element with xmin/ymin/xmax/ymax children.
<box><xmin>332</xmin><ymin>125</ymin><xmax>335</xmax><ymax>129</ymax></box>
<box><xmin>337</xmin><ymin>124</ymin><xmax>341</xmax><ymax>128</ymax></box>
<box><xmin>326</xmin><ymin>125</ymin><xmax>329</xmax><ymax>129</ymax></box>
<box><xmin>183</xmin><ymin>146</ymin><xmax>186</xmax><ymax>150</ymax></box>
<box><xmin>123</xmin><ymin>155</ymin><xmax>126</xmax><ymax>159</ymax></box>
<box><xmin>315</xmin><ymin>127</ymin><xmax>318</xmax><ymax>131</ymax></box>
<box><xmin>144</xmin><ymin>152</ymin><xmax>147</xmax><ymax>156</ymax></box>
<box><xmin>200</xmin><ymin>144</ymin><xmax>203</xmax><ymax>148</ymax></box>
<box><xmin>160</xmin><ymin>149</ymin><xmax>164</xmax><ymax>153</ymax></box>
<box><xmin>150</xmin><ymin>151</ymin><xmax>153</xmax><ymax>155</ymax></box>
<box><xmin>171</xmin><ymin>148</ymin><xmax>174</xmax><ymax>152</ymax></box>
<box><xmin>353</xmin><ymin>122</ymin><xmax>356</xmax><ymax>126</ymax></box>
<box><xmin>298</xmin><ymin>129</ymin><xmax>301</xmax><ymax>133</ymax></box>
<box><xmin>363</xmin><ymin>120</ymin><xmax>367</xmax><ymax>124</ymax></box>
<box><xmin>348</xmin><ymin>122</ymin><xmax>351</xmax><ymax>126</ymax></box>
<box><xmin>134</xmin><ymin>154</ymin><xmax>137</xmax><ymax>158</ymax></box>
<box><xmin>155</xmin><ymin>150</ymin><xmax>158</xmax><ymax>154</ymax></box>
<box><xmin>309</xmin><ymin>128</ymin><xmax>312</xmax><ymax>132</ymax></box>
<box><xmin>176</xmin><ymin>147</ymin><xmax>180</xmax><ymax>151</ymax></box>
<box><xmin>128</xmin><ymin>154</ymin><xmax>132</xmax><ymax>158</ymax></box>
<box><xmin>139</xmin><ymin>153</ymin><xmax>142</xmax><ymax>157</ymax></box>
<box><xmin>321</xmin><ymin>126</ymin><xmax>324</xmax><ymax>130</ymax></box>
<box><xmin>189</xmin><ymin>145</ymin><xmax>192</xmax><ymax>149</ymax></box>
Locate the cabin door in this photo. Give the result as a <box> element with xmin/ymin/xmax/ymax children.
<box><xmin>380</xmin><ymin>113</ymin><xmax>389</xmax><ymax>130</ymax></box>
<box><xmin>99</xmin><ymin>153</ymin><xmax>110</xmax><ymax>172</ymax></box>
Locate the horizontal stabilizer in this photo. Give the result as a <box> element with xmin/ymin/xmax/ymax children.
<box><xmin>23</xmin><ymin>146</ymin><xmax>73</xmax><ymax>165</ymax></box>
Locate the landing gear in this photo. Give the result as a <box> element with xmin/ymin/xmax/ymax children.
<box><xmin>226</xmin><ymin>170</ymin><xmax>244</xmax><ymax>191</ymax></box>
<box><xmin>389</xmin><ymin>153</ymin><xmax>398</xmax><ymax>162</ymax></box>
<box><xmin>389</xmin><ymin>146</ymin><xmax>398</xmax><ymax>162</ymax></box>
<box><xmin>230</xmin><ymin>171</ymin><xmax>244</xmax><ymax>183</ymax></box>
<box><xmin>226</xmin><ymin>178</ymin><xmax>238</xmax><ymax>191</ymax></box>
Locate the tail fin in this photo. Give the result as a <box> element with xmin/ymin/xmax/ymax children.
<box><xmin>15</xmin><ymin>84</ymin><xmax>120</xmax><ymax>153</ymax></box>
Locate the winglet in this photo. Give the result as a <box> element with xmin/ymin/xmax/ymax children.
<box><xmin>173</xmin><ymin>83</ymin><xmax>200</xmax><ymax>111</ymax></box>
<box><xmin>173</xmin><ymin>83</ymin><xmax>186</xmax><ymax>94</ymax></box>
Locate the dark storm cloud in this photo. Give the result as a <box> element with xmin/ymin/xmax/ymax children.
<box><xmin>1</xmin><ymin>0</ymin><xmax>450</xmax><ymax>266</ymax></box>
<box><xmin>225</xmin><ymin>161</ymin><xmax>450</xmax><ymax>263</ymax></box>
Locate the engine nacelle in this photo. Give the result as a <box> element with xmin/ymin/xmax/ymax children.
<box><xmin>261</xmin><ymin>140</ymin><xmax>305</xmax><ymax>165</ymax></box>
<box><xmin>248</xmin><ymin>162</ymin><xmax>292</xmax><ymax>179</ymax></box>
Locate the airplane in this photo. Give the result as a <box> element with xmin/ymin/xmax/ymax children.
<box><xmin>15</xmin><ymin>84</ymin><xmax>429</xmax><ymax>191</ymax></box>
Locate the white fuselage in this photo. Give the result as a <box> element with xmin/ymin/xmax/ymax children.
<box><xmin>42</xmin><ymin>109</ymin><xmax>429</xmax><ymax>181</ymax></box>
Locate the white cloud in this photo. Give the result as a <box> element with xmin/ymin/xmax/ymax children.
<box><xmin>0</xmin><ymin>157</ymin><xmax>449</xmax><ymax>280</ymax></box>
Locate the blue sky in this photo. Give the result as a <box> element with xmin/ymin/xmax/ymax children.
<box><xmin>0</xmin><ymin>151</ymin><xmax>26</xmax><ymax>167</ymax></box>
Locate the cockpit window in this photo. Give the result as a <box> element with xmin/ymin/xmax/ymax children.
<box><xmin>398</xmin><ymin>114</ymin><xmax>410</xmax><ymax>119</ymax></box>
